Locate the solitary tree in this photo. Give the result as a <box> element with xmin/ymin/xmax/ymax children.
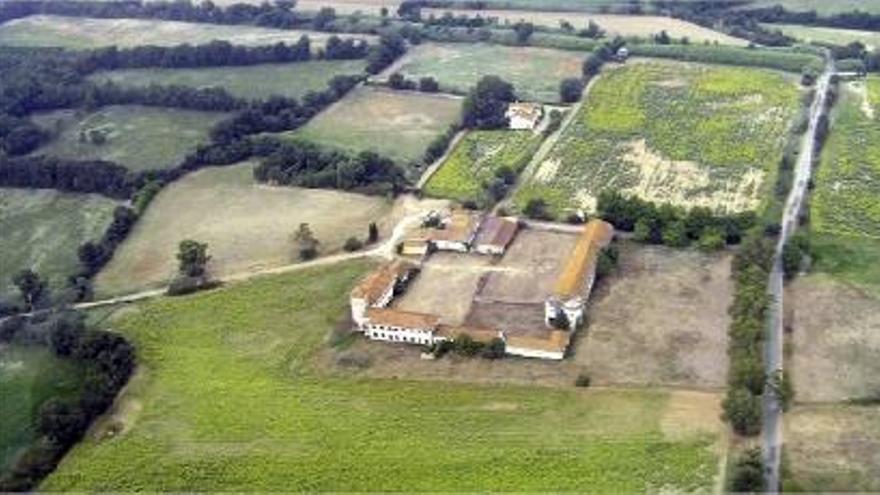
<box><xmin>368</xmin><ymin>222</ymin><xmax>379</xmax><ymax>244</ymax></box>
<box><xmin>559</xmin><ymin>78</ymin><xmax>585</xmax><ymax>103</ymax></box>
<box><xmin>294</xmin><ymin>223</ymin><xmax>320</xmax><ymax>260</ymax></box>
<box><xmin>513</xmin><ymin>21</ymin><xmax>535</xmax><ymax>44</ymax></box>
<box><xmin>177</xmin><ymin>240</ymin><xmax>211</xmax><ymax>278</ymax></box>
<box><xmin>13</xmin><ymin>269</ymin><xmax>46</xmax><ymax>311</ymax></box>
<box><xmin>582</xmin><ymin>54</ymin><xmax>603</xmax><ymax>77</ymax></box>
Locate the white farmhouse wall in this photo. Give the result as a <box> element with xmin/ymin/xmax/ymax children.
<box><xmin>365</xmin><ymin>324</ymin><xmax>435</xmax><ymax>346</ymax></box>
<box><xmin>505</xmin><ymin>345</ymin><xmax>565</xmax><ymax>361</ymax></box>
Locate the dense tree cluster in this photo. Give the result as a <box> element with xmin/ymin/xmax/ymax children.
<box><xmin>0</xmin><ymin>114</ymin><xmax>49</xmax><ymax>156</ymax></box>
<box><xmin>0</xmin><ymin>155</ymin><xmax>132</xmax><ymax>198</ymax></box>
<box><xmin>366</xmin><ymin>32</ymin><xmax>408</xmax><ymax>74</ymax></box>
<box><xmin>76</xmin><ymin>206</ymin><xmax>138</xmax><ymax>281</ymax></box>
<box><xmin>0</xmin><ymin>312</ymin><xmax>135</xmax><ymax>492</ymax></box>
<box><xmin>597</xmin><ymin>191</ymin><xmax>756</xmax><ymax>249</ymax></box>
<box><xmin>461</xmin><ymin>75</ymin><xmax>515</xmax><ymax>129</ymax></box>
<box><xmin>253</xmin><ymin>140</ymin><xmax>407</xmax><ymax>194</ymax></box>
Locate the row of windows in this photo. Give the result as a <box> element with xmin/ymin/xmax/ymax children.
<box><xmin>369</xmin><ymin>331</ymin><xmax>431</xmax><ymax>345</ymax></box>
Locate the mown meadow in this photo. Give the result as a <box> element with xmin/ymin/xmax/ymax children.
<box><xmin>514</xmin><ymin>60</ymin><xmax>802</xmax><ymax>217</ymax></box>
<box><xmin>88</xmin><ymin>60</ymin><xmax>367</xmax><ymax>101</ymax></box>
<box><xmin>31</xmin><ymin>105</ymin><xmax>229</xmax><ymax>172</ymax></box>
<box><xmin>424</xmin><ymin>130</ymin><xmax>541</xmax><ymax>204</ymax></box>
<box><xmin>45</xmin><ymin>261</ymin><xmax>722</xmax><ymax>491</ymax></box>
<box><xmin>0</xmin><ymin>188</ymin><xmax>119</xmax><ymax>298</ymax></box>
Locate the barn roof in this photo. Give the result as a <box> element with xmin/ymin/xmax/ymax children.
<box><xmin>505</xmin><ymin>330</ymin><xmax>570</xmax><ymax>354</ymax></box>
<box><xmin>474</xmin><ymin>216</ymin><xmax>519</xmax><ymax>250</ymax></box>
<box><xmin>506</xmin><ymin>102</ymin><xmax>542</xmax><ymax>121</ymax></box>
<box><xmin>553</xmin><ymin>219</ymin><xmax>614</xmax><ymax>299</ymax></box>
<box><xmin>436</xmin><ymin>324</ymin><xmax>501</xmax><ymax>344</ymax></box>
<box><xmin>365</xmin><ymin>308</ymin><xmax>440</xmax><ymax>330</ymax></box>
<box><xmin>424</xmin><ymin>211</ymin><xmax>483</xmax><ymax>244</ymax></box>
<box><xmin>350</xmin><ymin>260</ymin><xmax>413</xmax><ymax>304</ymax></box>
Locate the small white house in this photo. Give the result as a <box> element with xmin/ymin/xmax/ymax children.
<box><xmin>506</xmin><ymin>102</ymin><xmax>543</xmax><ymax>130</ymax></box>
<box><xmin>363</xmin><ymin>308</ymin><xmax>440</xmax><ymax>346</ymax></box>
<box><xmin>504</xmin><ymin>331</ymin><xmax>570</xmax><ymax>361</ymax></box>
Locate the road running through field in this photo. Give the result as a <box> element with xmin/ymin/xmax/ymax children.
<box><xmin>762</xmin><ymin>59</ymin><xmax>833</xmax><ymax>492</ymax></box>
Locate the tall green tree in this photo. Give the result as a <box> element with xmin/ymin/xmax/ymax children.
<box><xmin>177</xmin><ymin>240</ymin><xmax>211</xmax><ymax>278</ymax></box>
<box><xmin>12</xmin><ymin>269</ymin><xmax>46</xmax><ymax>311</ymax></box>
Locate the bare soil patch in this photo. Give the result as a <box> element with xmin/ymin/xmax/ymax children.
<box><xmin>789</xmin><ymin>274</ymin><xmax>880</xmax><ymax>402</ymax></box>
<box><xmin>575</xmin><ymin>243</ymin><xmax>732</xmax><ymax>389</ymax></box>
<box><xmin>478</xmin><ymin>228</ymin><xmax>577</xmax><ymax>304</ymax></box>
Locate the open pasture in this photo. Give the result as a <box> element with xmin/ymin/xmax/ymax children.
<box><xmin>0</xmin><ymin>345</ymin><xmax>85</xmax><ymax>473</ymax></box>
<box><xmin>31</xmin><ymin>106</ymin><xmax>227</xmax><ymax>172</ymax></box>
<box><xmin>45</xmin><ymin>261</ymin><xmax>723</xmax><ymax>492</ymax></box>
<box><xmin>765</xmin><ymin>23</ymin><xmax>880</xmax><ymax>50</ymax></box>
<box><xmin>0</xmin><ymin>15</ymin><xmax>375</xmax><ymax>49</ymax></box>
<box><xmin>423</xmin><ymin>8</ymin><xmax>747</xmax><ymax>45</ymax></box>
<box><xmin>789</xmin><ymin>273</ymin><xmax>880</xmax><ymax>403</ymax></box>
<box><xmin>94</xmin><ymin>162</ymin><xmax>391</xmax><ymax>297</ymax></box>
<box><xmin>423</xmin><ymin>130</ymin><xmax>541</xmax><ymax>203</ymax></box>
<box><xmin>514</xmin><ymin>60</ymin><xmax>801</xmax><ymax>216</ymax></box>
<box><xmin>290</xmin><ymin>86</ymin><xmax>462</xmax><ymax>166</ymax></box>
<box><xmin>812</xmin><ymin>79</ymin><xmax>880</xmax><ymax>241</ymax></box>
<box><xmin>0</xmin><ymin>188</ymin><xmax>118</xmax><ymax>298</ymax></box>
<box><xmin>389</xmin><ymin>43</ymin><xmax>585</xmax><ymax>103</ymax></box>
<box><xmin>89</xmin><ymin>60</ymin><xmax>367</xmax><ymax>101</ymax></box>
<box><xmin>785</xmin><ymin>404</ymin><xmax>880</xmax><ymax>491</ymax></box>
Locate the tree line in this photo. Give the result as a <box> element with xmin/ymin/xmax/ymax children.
<box><xmin>0</xmin><ymin>312</ymin><xmax>135</xmax><ymax>491</ymax></box>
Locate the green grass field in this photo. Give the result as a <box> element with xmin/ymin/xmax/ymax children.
<box><xmin>1</xmin><ymin>345</ymin><xmax>85</xmax><ymax>473</ymax></box>
<box><xmin>748</xmin><ymin>0</ymin><xmax>880</xmax><ymax>16</ymax></box>
<box><xmin>0</xmin><ymin>188</ymin><xmax>119</xmax><ymax>298</ymax></box>
<box><xmin>424</xmin><ymin>130</ymin><xmax>542</xmax><ymax>204</ymax></box>
<box><xmin>0</xmin><ymin>15</ymin><xmax>376</xmax><ymax>49</ymax></box>
<box><xmin>88</xmin><ymin>60</ymin><xmax>367</xmax><ymax>101</ymax></box>
<box><xmin>290</xmin><ymin>86</ymin><xmax>462</xmax><ymax>166</ymax></box>
<box><xmin>45</xmin><ymin>261</ymin><xmax>722</xmax><ymax>491</ymax></box>
<box><xmin>31</xmin><ymin>106</ymin><xmax>229</xmax><ymax>172</ymax></box>
<box><xmin>513</xmin><ymin>60</ymin><xmax>801</xmax><ymax>217</ymax></box>
<box><xmin>764</xmin><ymin>23</ymin><xmax>880</xmax><ymax>50</ymax></box>
<box><xmin>392</xmin><ymin>43</ymin><xmax>585</xmax><ymax>103</ymax></box>
<box><xmin>94</xmin><ymin>162</ymin><xmax>391</xmax><ymax>297</ymax></box>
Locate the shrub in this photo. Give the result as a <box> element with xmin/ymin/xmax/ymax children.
<box><xmin>722</xmin><ymin>387</ymin><xmax>762</xmax><ymax>436</ymax></box>
<box><xmin>481</xmin><ymin>338</ymin><xmax>506</xmax><ymax>360</ymax></box>
<box><xmin>343</xmin><ymin>237</ymin><xmax>364</xmax><ymax>252</ymax></box>
<box><xmin>560</xmin><ymin>78</ymin><xmax>585</xmax><ymax>103</ymax></box>
<box><xmin>523</xmin><ymin>198</ymin><xmax>552</xmax><ymax>220</ymax></box>
<box><xmin>575</xmin><ymin>373</ymin><xmax>591</xmax><ymax>387</ymax></box>
<box><xmin>730</xmin><ymin>448</ymin><xmax>766</xmax><ymax>492</ymax></box>
<box><xmin>167</xmin><ymin>275</ymin><xmax>220</xmax><ymax>296</ymax></box>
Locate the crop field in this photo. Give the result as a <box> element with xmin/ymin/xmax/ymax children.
<box><xmin>513</xmin><ymin>60</ymin><xmax>801</xmax><ymax>216</ymax></box>
<box><xmin>389</xmin><ymin>43</ymin><xmax>585</xmax><ymax>103</ymax></box>
<box><xmin>764</xmin><ymin>23</ymin><xmax>880</xmax><ymax>50</ymax></box>
<box><xmin>289</xmin><ymin>86</ymin><xmax>463</xmax><ymax>166</ymax></box>
<box><xmin>30</xmin><ymin>106</ymin><xmax>228</xmax><ymax>172</ymax></box>
<box><xmin>94</xmin><ymin>163</ymin><xmax>391</xmax><ymax>297</ymax></box>
<box><xmin>785</xmin><ymin>405</ymin><xmax>880</xmax><ymax>491</ymax></box>
<box><xmin>45</xmin><ymin>261</ymin><xmax>722</xmax><ymax>491</ymax></box>
<box><xmin>89</xmin><ymin>60</ymin><xmax>367</xmax><ymax>101</ymax></box>
<box><xmin>422</xmin><ymin>8</ymin><xmax>747</xmax><ymax>45</ymax></box>
<box><xmin>0</xmin><ymin>15</ymin><xmax>376</xmax><ymax>49</ymax></box>
<box><xmin>1</xmin><ymin>344</ymin><xmax>85</xmax><ymax>472</ymax></box>
<box><xmin>0</xmin><ymin>188</ymin><xmax>119</xmax><ymax>298</ymax></box>
<box><xmin>423</xmin><ymin>130</ymin><xmax>541</xmax><ymax>203</ymax></box>
<box><xmin>813</xmin><ymin>79</ymin><xmax>880</xmax><ymax>241</ymax></box>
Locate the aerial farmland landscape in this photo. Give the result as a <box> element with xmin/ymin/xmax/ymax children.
<box><xmin>0</xmin><ymin>0</ymin><xmax>878</xmax><ymax>493</ymax></box>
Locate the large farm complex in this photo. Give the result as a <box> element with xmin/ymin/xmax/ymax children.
<box><xmin>1</xmin><ymin>0</ymin><xmax>878</xmax><ymax>492</ymax></box>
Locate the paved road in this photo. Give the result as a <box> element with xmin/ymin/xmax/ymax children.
<box><xmin>763</xmin><ymin>62</ymin><xmax>832</xmax><ymax>492</ymax></box>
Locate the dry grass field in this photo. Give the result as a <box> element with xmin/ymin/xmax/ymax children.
<box><xmin>786</xmin><ymin>404</ymin><xmax>880</xmax><ymax>491</ymax></box>
<box><xmin>31</xmin><ymin>106</ymin><xmax>227</xmax><ymax>172</ymax></box>
<box><xmin>0</xmin><ymin>15</ymin><xmax>376</xmax><ymax>49</ymax></box>
<box><xmin>422</xmin><ymin>8</ymin><xmax>747</xmax><ymax>45</ymax></box>
<box><xmin>789</xmin><ymin>275</ymin><xmax>880</xmax><ymax>403</ymax></box>
<box><xmin>290</xmin><ymin>86</ymin><xmax>463</xmax><ymax>166</ymax></box>
<box><xmin>94</xmin><ymin>163</ymin><xmax>391</xmax><ymax>297</ymax></box>
<box><xmin>575</xmin><ymin>244</ymin><xmax>732</xmax><ymax>390</ymax></box>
